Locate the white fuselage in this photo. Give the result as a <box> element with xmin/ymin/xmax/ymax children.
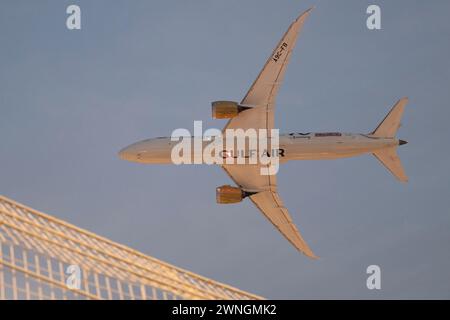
<box><xmin>119</xmin><ymin>132</ymin><xmax>400</xmax><ymax>164</ymax></box>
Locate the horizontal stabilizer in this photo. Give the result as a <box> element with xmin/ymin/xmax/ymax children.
<box><xmin>373</xmin><ymin>147</ymin><xmax>408</xmax><ymax>182</ymax></box>
<box><xmin>372</xmin><ymin>97</ymin><xmax>408</xmax><ymax>138</ymax></box>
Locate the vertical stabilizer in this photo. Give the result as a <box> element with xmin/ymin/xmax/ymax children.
<box><xmin>372</xmin><ymin>97</ymin><xmax>408</xmax><ymax>138</ymax></box>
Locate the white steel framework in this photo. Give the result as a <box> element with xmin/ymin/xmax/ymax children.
<box><xmin>0</xmin><ymin>195</ymin><xmax>262</xmax><ymax>300</ymax></box>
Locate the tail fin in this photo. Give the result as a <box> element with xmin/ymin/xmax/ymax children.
<box><xmin>371</xmin><ymin>97</ymin><xmax>409</xmax><ymax>182</ymax></box>
<box><xmin>373</xmin><ymin>147</ymin><xmax>408</xmax><ymax>182</ymax></box>
<box><xmin>372</xmin><ymin>97</ymin><xmax>408</xmax><ymax>138</ymax></box>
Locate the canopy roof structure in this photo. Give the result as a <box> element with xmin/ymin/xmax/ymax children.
<box><xmin>0</xmin><ymin>195</ymin><xmax>262</xmax><ymax>300</ymax></box>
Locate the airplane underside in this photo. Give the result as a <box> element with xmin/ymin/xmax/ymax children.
<box><xmin>119</xmin><ymin>8</ymin><xmax>408</xmax><ymax>259</ymax></box>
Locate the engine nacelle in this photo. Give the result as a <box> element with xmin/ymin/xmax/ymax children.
<box><xmin>211</xmin><ymin>101</ymin><xmax>250</xmax><ymax>119</ymax></box>
<box><xmin>216</xmin><ymin>185</ymin><xmax>244</xmax><ymax>204</ymax></box>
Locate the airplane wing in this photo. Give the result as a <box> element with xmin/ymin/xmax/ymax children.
<box><xmin>224</xmin><ymin>8</ymin><xmax>313</xmax><ymax>131</ymax></box>
<box><xmin>249</xmin><ymin>191</ymin><xmax>317</xmax><ymax>259</ymax></box>
<box><xmin>221</xmin><ymin>9</ymin><xmax>316</xmax><ymax>258</ymax></box>
<box><xmin>222</xmin><ymin>164</ymin><xmax>317</xmax><ymax>259</ymax></box>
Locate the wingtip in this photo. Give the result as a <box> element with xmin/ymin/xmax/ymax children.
<box><xmin>295</xmin><ymin>7</ymin><xmax>314</xmax><ymax>22</ymax></box>
<box><xmin>301</xmin><ymin>247</ymin><xmax>319</xmax><ymax>260</ymax></box>
<box><xmin>304</xmin><ymin>6</ymin><xmax>315</xmax><ymax>15</ymax></box>
<box><xmin>306</xmin><ymin>252</ymin><xmax>319</xmax><ymax>260</ymax></box>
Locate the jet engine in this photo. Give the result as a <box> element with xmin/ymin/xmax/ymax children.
<box><xmin>216</xmin><ymin>185</ymin><xmax>245</xmax><ymax>204</ymax></box>
<box><xmin>211</xmin><ymin>101</ymin><xmax>250</xmax><ymax>119</ymax></box>
<box><xmin>216</xmin><ymin>185</ymin><xmax>256</xmax><ymax>204</ymax></box>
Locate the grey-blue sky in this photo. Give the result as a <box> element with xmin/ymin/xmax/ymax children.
<box><xmin>1</xmin><ymin>0</ymin><xmax>450</xmax><ymax>298</ymax></box>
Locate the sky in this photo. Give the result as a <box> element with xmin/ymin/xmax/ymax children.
<box><xmin>1</xmin><ymin>0</ymin><xmax>450</xmax><ymax>299</ymax></box>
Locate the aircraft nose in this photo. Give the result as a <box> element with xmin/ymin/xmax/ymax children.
<box><xmin>118</xmin><ymin>145</ymin><xmax>136</xmax><ymax>161</ymax></box>
<box><xmin>119</xmin><ymin>139</ymin><xmax>154</xmax><ymax>162</ymax></box>
<box><xmin>118</xmin><ymin>141</ymin><xmax>146</xmax><ymax>162</ymax></box>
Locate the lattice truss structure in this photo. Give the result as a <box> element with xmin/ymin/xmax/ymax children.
<box><xmin>0</xmin><ymin>195</ymin><xmax>262</xmax><ymax>300</ymax></box>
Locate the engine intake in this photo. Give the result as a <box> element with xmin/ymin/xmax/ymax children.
<box><xmin>211</xmin><ymin>101</ymin><xmax>250</xmax><ymax>119</ymax></box>
<box><xmin>216</xmin><ymin>185</ymin><xmax>256</xmax><ymax>204</ymax></box>
<box><xmin>216</xmin><ymin>185</ymin><xmax>244</xmax><ymax>204</ymax></box>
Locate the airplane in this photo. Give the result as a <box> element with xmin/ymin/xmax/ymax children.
<box><xmin>118</xmin><ymin>8</ymin><xmax>408</xmax><ymax>259</ymax></box>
